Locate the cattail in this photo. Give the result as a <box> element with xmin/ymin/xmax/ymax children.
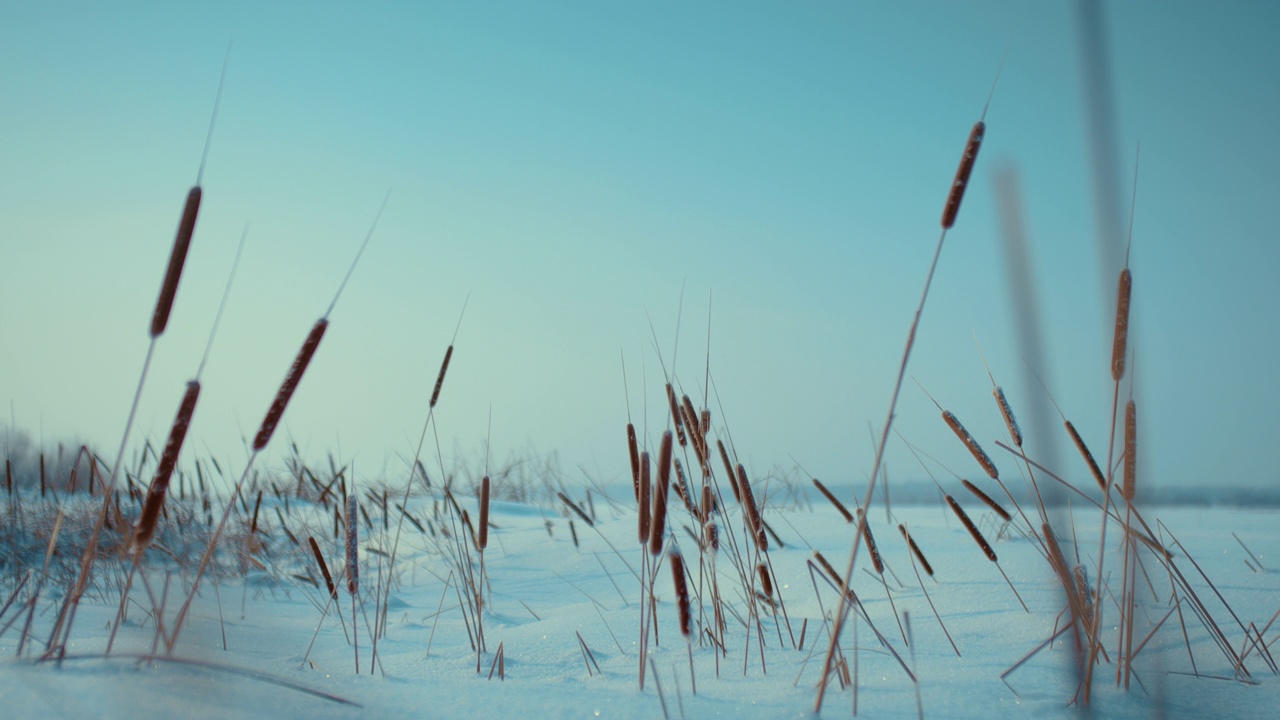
<box><xmin>717</xmin><ymin>440</ymin><xmax>740</xmax><ymax>503</ymax></box>
<box><xmin>812</xmin><ymin>478</ymin><xmax>853</xmax><ymax>523</ymax></box>
<box><xmin>672</xmin><ymin>458</ymin><xmax>698</xmax><ymax>516</ymax></box>
<box><xmin>1065</xmin><ymin>420</ymin><xmax>1107</xmax><ymax>490</ymax></box>
<box><xmin>627</xmin><ymin>423</ymin><xmax>640</xmax><ymax>501</ymax></box>
<box><xmin>666</xmin><ymin>384</ymin><xmax>687</xmax><ymax>447</ymax></box>
<box><xmin>1042</xmin><ymin>524</ymin><xmax>1076</xmax><ymax>597</ymax></box>
<box><xmin>701</xmin><ymin>409</ymin><xmax>711</xmax><ymax>434</ymax></box>
<box><xmin>650</xmin><ymin>432</ymin><xmax>673</xmax><ymax>555</ymax></box>
<box><xmin>941</xmin><ymin>121</ymin><xmax>985</xmax><ymax>229</ymax></box>
<box><xmin>638</xmin><ymin>452</ymin><xmax>651</xmax><ymax>544</ymax></box>
<box><xmin>757</xmin><ymin>562</ymin><xmax>774</xmax><ymax>598</ymax></box>
<box><xmin>680</xmin><ymin>395</ymin><xmax>702</xmax><ymax>439</ymax></box>
<box><xmin>253</xmin><ymin>319</ymin><xmax>328</xmax><ymax>451</ymax></box>
<box><xmin>737</xmin><ymin>464</ymin><xmax>767</xmax><ymax>552</ymax></box>
<box><xmin>812</xmin><ymin>551</ymin><xmax>843</xmax><ymax>588</ymax></box>
<box><xmin>478</xmin><ymin>475</ymin><xmax>490</xmax><ymax>551</ymax></box>
<box><xmin>856</xmin><ymin>509</ymin><xmax>884</xmax><ymax>574</ymax></box>
<box><xmin>942</xmin><ymin>410</ymin><xmax>999</xmax><ymax>479</ymax></box>
<box><xmin>1123</xmin><ymin>400</ymin><xmax>1137</xmax><ymax>502</ymax></box>
<box><xmin>704</xmin><ymin>522</ymin><xmax>719</xmax><ymax>552</ymax></box>
<box><xmin>1111</xmin><ymin>268</ymin><xmax>1132</xmax><ymax>382</ymax></box>
<box><xmin>150</xmin><ymin>187</ymin><xmax>202</xmax><ymax>338</ymax></box>
<box><xmin>670</xmin><ymin>549</ymin><xmax>692</xmax><ymax>638</ymax></box>
<box><xmin>946</xmin><ymin>495</ymin><xmax>997</xmax><ymax>562</ymax></box>
<box><xmin>897</xmin><ymin>524</ymin><xmax>934</xmax><ymax>577</ymax></box>
<box><xmin>308</xmin><ymin>536</ymin><xmax>337</xmax><ymax>599</ymax></box>
<box><xmin>961</xmin><ymin>479</ymin><xmax>1011</xmax><ymax>522</ymax></box>
<box><xmin>557</xmin><ymin>491</ymin><xmax>594</xmax><ymax>527</ymax></box>
<box><xmin>993</xmin><ymin>387</ymin><xmax>1022</xmax><ymax>447</ymax></box>
<box><xmin>132</xmin><ymin>380</ymin><xmax>201</xmax><ymax>555</ymax></box>
<box><xmin>345</xmin><ymin>494</ymin><xmax>359</xmax><ymax>595</ymax></box>
<box><xmin>700</xmin><ymin>484</ymin><xmax>716</xmax><ymax>522</ymax></box>
<box><xmin>430</xmin><ymin>345</ymin><xmax>453</xmax><ymax>408</ymax></box>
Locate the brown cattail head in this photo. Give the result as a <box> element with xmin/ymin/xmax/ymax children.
<box><xmin>345</xmin><ymin>494</ymin><xmax>359</xmax><ymax>595</ymax></box>
<box><xmin>941</xmin><ymin>121</ymin><xmax>985</xmax><ymax>229</ymax></box>
<box><xmin>946</xmin><ymin>495</ymin><xmax>997</xmax><ymax>562</ymax></box>
<box><xmin>254</xmin><ymin>319</ymin><xmax>328</xmax><ymax>451</ymax></box>
<box><xmin>737</xmin><ymin>464</ymin><xmax>767</xmax><ymax>552</ymax></box>
<box><xmin>308</xmin><ymin>536</ymin><xmax>338</xmax><ymax>599</ymax></box>
<box><xmin>430</xmin><ymin>345</ymin><xmax>454</xmax><ymax>408</ymax></box>
<box><xmin>672</xmin><ymin>457</ymin><xmax>698</xmax><ymax>516</ymax></box>
<box><xmin>666</xmin><ymin>384</ymin><xmax>687</xmax><ymax>447</ymax></box>
<box><xmin>150</xmin><ymin>186</ymin><xmax>203</xmax><ymax>338</ymax></box>
<box><xmin>993</xmin><ymin>387</ymin><xmax>1023</xmax><ymax>447</ymax></box>
<box><xmin>812</xmin><ymin>550</ymin><xmax>843</xmax><ymax>588</ymax></box>
<box><xmin>1123</xmin><ymin>400</ymin><xmax>1137</xmax><ymax>503</ymax></box>
<box><xmin>704</xmin><ymin>521</ymin><xmax>719</xmax><ymax>552</ymax></box>
<box><xmin>897</xmin><ymin>524</ymin><xmax>934</xmax><ymax>577</ymax></box>
<box><xmin>627</xmin><ymin>423</ymin><xmax>640</xmax><ymax>501</ymax></box>
<box><xmin>717</xmin><ymin>440</ymin><xmax>740</xmax><ymax>503</ymax></box>
<box><xmin>700</xmin><ymin>484</ymin><xmax>716</xmax><ymax>524</ymax></box>
<box><xmin>942</xmin><ymin>410</ymin><xmax>999</xmax><ymax>480</ymax></box>
<box><xmin>650</xmin><ymin>432</ymin><xmax>673</xmax><ymax>555</ymax></box>
<box><xmin>670</xmin><ymin>549</ymin><xmax>692</xmax><ymax>638</ymax></box>
<box><xmin>1042</xmin><ymin>523</ymin><xmax>1077</xmax><ymax>596</ymax></box>
<box><xmin>757</xmin><ymin>562</ymin><xmax>774</xmax><ymax>598</ymax></box>
<box><xmin>812</xmin><ymin>478</ymin><xmax>853</xmax><ymax>523</ymax></box>
<box><xmin>961</xmin><ymin>479</ymin><xmax>1011</xmax><ymax>522</ymax></box>
<box><xmin>638</xmin><ymin>451</ymin><xmax>651</xmax><ymax>544</ymax></box>
<box><xmin>132</xmin><ymin>380</ymin><xmax>201</xmax><ymax>555</ymax></box>
<box><xmin>1112</xmin><ymin>268</ymin><xmax>1132</xmax><ymax>382</ymax></box>
<box><xmin>856</xmin><ymin>509</ymin><xmax>884</xmax><ymax>574</ymax></box>
<box><xmin>656</xmin><ymin>430</ymin><xmax>673</xmax><ymax>502</ymax></box>
<box><xmin>478</xmin><ymin>475</ymin><xmax>490</xmax><ymax>550</ymax></box>
<box><xmin>1065</xmin><ymin>420</ymin><xmax>1106</xmax><ymax>491</ymax></box>
<box><xmin>701</xmin><ymin>409</ymin><xmax>711</xmax><ymax>435</ymax></box>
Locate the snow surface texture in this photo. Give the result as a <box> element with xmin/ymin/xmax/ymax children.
<box><xmin>2</xmin><ymin>493</ymin><xmax>1277</xmax><ymax>720</ymax></box>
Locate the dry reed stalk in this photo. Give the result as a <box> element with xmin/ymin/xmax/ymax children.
<box><xmin>945</xmin><ymin>496</ymin><xmax>996</xmax><ymax>562</ymax></box>
<box><xmin>942</xmin><ymin>410</ymin><xmax>999</xmax><ymax>480</ymax></box>
<box><xmin>812</xmin><ymin>478</ymin><xmax>853</xmax><ymax>523</ymax></box>
<box><xmin>666</xmin><ymin>384</ymin><xmax>687</xmax><ymax>447</ymax></box>
<box><xmin>430</xmin><ymin>345</ymin><xmax>453</xmax><ymax>409</ymax></box>
<box><xmin>478</xmin><ymin>476</ymin><xmax>490</xmax><ymax>551</ymax></box>
<box><xmin>993</xmin><ymin>387</ymin><xmax>1023</xmax><ymax>447</ymax></box>
<box><xmin>627</xmin><ymin>423</ymin><xmax>641</xmax><ymax>501</ymax></box>
<box><xmin>736</xmin><ymin>464</ymin><xmax>766</xmax><ymax>552</ymax></box>
<box><xmin>941</xmin><ymin>121</ymin><xmax>986</xmax><ymax>229</ymax></box>
<box><xmin>960</xmin><ymin>479</ymin><xmax>1011</xmax><ymax>523</ymax></box>
<box><xmin>897</xmin><ymin>524</ymin><xmax>934</xmax><ymax>577</ymax></box>
<box><xmin>308</xmin><ymin>537</ymin><xmax>338</xmax><ymax>600</ymax></box>
<box><xmin>638</xmin><ymin>453</ymin><xmax>651</xmax><ymax>544</ymax></box>
<box><xmin>150</xmin><ymin>187</ymin><xmax>203</xmax><ymax>338</ymax></box>
<box><xmin>1065</xmin><ymin>421</ymin><xmax>1107</xmax><ymax>491</ymax></box>
<box><xmin>1111</xmin><ymin>268</ymin><xmax>1132</xmax><ymax>381</ymax></box>
<box><xmin>254</xmin><ymin>320</ymin><xmax>328</xmax><ymax>451</ymax></box>
<box><xmin>131</xmin><ymin>381</ymin><xmax>200</xmax><ymax>555</ymax></box>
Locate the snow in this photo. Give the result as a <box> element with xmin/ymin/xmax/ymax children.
<box><xmin>2</xmin><ymin>490</ymin><xmax>1277</xmax><ymax>719</ymax></box>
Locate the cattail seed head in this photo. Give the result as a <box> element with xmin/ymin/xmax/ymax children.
<box><xmin>308</xmin><ymin>536</ymin><xmax>337</xmax><ymax>599</ymax></box>
<box><xmin>946</xmin><ymin>495</ymin><xmax>997</xmax><ymax>562</ymax></box>
<box><xmin>1123</xmin><ymin>400</ymin><xmax>1137</xmax><ymax>502</ymax></box>
<box><xmin>897</xmin><ymin>524</ymin><xmax>934</xmax><ymax>577</ymax></box>
<box><xmin>941</xmin><ymin>121</ymin><xmax>985</xmax><ymax>229</ymax></box>
<box><xmin>430</xmin><ymin>345</ymin><xmax>453</xmax><ymax>408</ymax></box>
<box><xmin>151</xmin><ymin>186</ymin><xmax>202</xmax><ymax>338</ymax></box>
<box><xmin>961</xmin><ymin>479</ymin><xmax>1011</xmax><ymax>522</ymax></box>
<box><xmin>812</xmin><ymin>478</ymin><xmax>853</xmax><ymax>523</ymax></box>
<box><xmin>254</xmin><ymin>319</ymin><xmax>328</xmax><ymax>451</ymax></box>
<box><xmin>757</xmin><ymin>562</ymin><xmax>774</xmax><ymax>598</ymax></box>
<box><xmin>700</xmin><ymin>484</ymin><xmax>716</xmax><ymax>524</ymax></box>
<box><xmin>478</xmin><ymin>475</ymin><xmax>490</xmax><ymax>550</ymax></box>
<box><xmin>704</xmin><ymin>521</ymin><xmax>719</xmax><ymax>552</ymax></box>
<box><xmin>993</xmin><ymin>387</ymin><xmax>1022</xmax><ymax>447</ymax></box>
<box><xmin>1112</xmin><ymin>268</ymin><xmax>1132</xmax><ymax>381</ymax></box>
<box><xmin>670</xmin><ymin>549</ymin><xmax>692</xmax><ymax>638</ymax></box>
<box><xmin>717</xmin><ymin>440</ymin><xmax>740</xmax><ymax>503</ymax></box>
<box><xmin>638</xmin><ymin>452</ymin><xmax>651</xmax><ymax>544</ymax></box>
<box><xmin>737</xmin><ymin>464</ymin><xmax>766</xmax><ymax>552</ymax></box>
<box><xmin>132</xmin><ymin>380</ymin><xmax>201</xmax><ymax>555</ymax></box>
<box><xmin>650</xmin><ymin>432</ymin><xmax>673</xmax><ymax>555</ymax></box>
<box><xmin>942</xmin><ymin>410</ymin><xmax>999</xmax><ymax>480</ymax></box>
<box><xmin>626</xmin><ymin>423</ymin><xmax>640</xmax><ymax>501</ymax></box>
<box><xmin>856</xmin><ymin>509</ymin><xmax>884</xmax><ymax>574</ymax></box>
<box><xmin>1065</xmin><ymin>420</ymin><xmax>1107</xmax><ymax>491</ymax></box>
<box><xmin>666</xmin><ymin>384</ymin><xmax>687</xmax><ymax>447</ymax></box>
<box><xmin>345</xmin><ymin>494</ymin><xmax>359</xmax><ymax>595</ymax></box>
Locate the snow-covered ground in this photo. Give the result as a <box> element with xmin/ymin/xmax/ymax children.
<box><xmin>2</xmin><ymin>488</ymin><xmax>1277</xmax><ymax>719</ymax></box>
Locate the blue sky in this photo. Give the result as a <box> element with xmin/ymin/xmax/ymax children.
<box><xmin>2</xmin><ymin>1</ymin><xmax>1277</xmax><ymax>495</ymax></box>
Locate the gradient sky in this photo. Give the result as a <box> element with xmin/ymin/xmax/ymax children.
<box><xmin>2</xmin><ymin>1</ymin><xmax>1277</xmax><ymax>497</ymax></box>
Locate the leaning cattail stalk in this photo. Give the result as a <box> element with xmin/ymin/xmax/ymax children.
<box><xmin>737</xmin><ymin>464</ymin><xmax>767</xmax><ymax>552</ymax></box>
<box><xmin>1065</xmin><ymin>420</ymin><xmax>1107</xmax><ymax>491</ymax></box>
<box><xmin>812</xmin><ymin>478</ymin><xmax>853</xmax><ymax>523</ymax></box>
<box><xmin>638</xmin><ymin>452</ymin><xmax>651</xmax><ymax>545</ymax></box>
<box><xmin>856</xmin><ymin>509</ymin><xmax>884</xmax><ymax>575</ymax></box>
<box><xmin>131</xmin><ymin>381</ymin><xmax>201</xmax><ymax>555</ymax></box>
<box><xmin>943</xmin><ymin>410</ymin><xmax>999</xmax><ymax>480</ymax></box>
<box><xmin>993</xmin><ymin>387</ymin><xmax>1023</xmax><ymax>447</ymax></box>
<box><xmin>346</xmin><ymin>495</ymin><xmax>359</xmax><ymax>595</ymax></box>
<box><xmin>308</xmin><ymin>536</ymin><xmax>338</xmax><ymax>600</ymax></box>
<box><xmin>627</xmin><ymin>423</ymin><xmax>641</xmax><ymax>501</ymax></box>
<box><xmin>430</xmin><ymin>345</ymin><xmax>453</xmax><ymax>409</ymax></box>
<box><xmin>1111</xmin><ymin>268</ymin><xmax>1132</xmax><ymax>382</ymax></box>
<box><xmin>1123</xmin><ymin>401</ymin><xmax>1137</xmax><ymax>502</ymax></box>
<box><xmin>150</xmin><ymin>188</ymin><xmax>203</xmax><ymax>338</ymax></box>
<box><xmin>254</xmin><ymin>319</ymin><xmax>328</xmax><ymax>451</ymax></box>
<box><xmin>946</xmin><ymin>495</ymin><xmax>997</xmax><ymax>562</ymax></box>
<box><xmin>717</xmin><ymin>440</ymin><xmax>740</xmax><ymax>503</ymax></box>
<box><xmin>897</xmin><ymin>524</ymin><xmax>934</xmax><ymax>577</ymax></box>
<box><xmin>478</xmin><ymin>476</ymin><xmax>491</xmax><ymax>551</ymax></box>
<box><xmin>941</xmin><ymin>121</ymin><xmax>986</xmax><ymax>229</ymax></box>
<box><xmin>961</xmin><ymin>480</ymin><xmax>1012</xmax><ymax>523</ymax></box>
